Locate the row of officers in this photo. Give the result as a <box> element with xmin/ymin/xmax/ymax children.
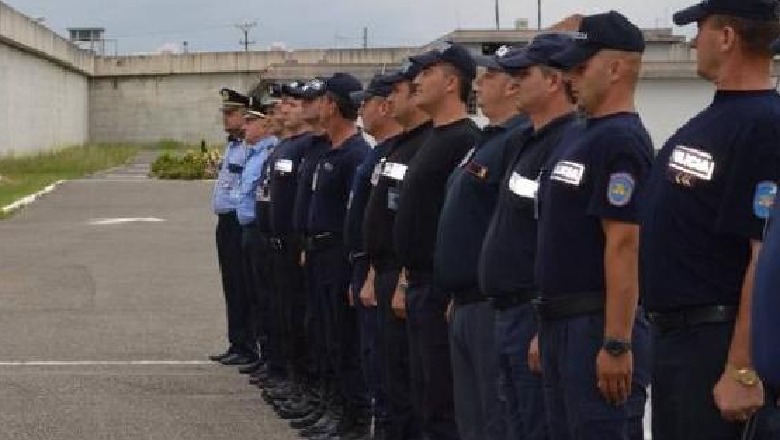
<box><xmin>208</xmin><ymin>1</ymin><xmax>780</xmax><ymax>440</ymax></box>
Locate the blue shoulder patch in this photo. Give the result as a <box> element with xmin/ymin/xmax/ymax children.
<box><xmin>754</xmin><ymin>181</ymin><xmax>778</xmax><ymax>220</ymax></box>
<box><xmin>607</xmin><ymin>173</ymin><xmax>635</xmax><ymax>207</ymax></box>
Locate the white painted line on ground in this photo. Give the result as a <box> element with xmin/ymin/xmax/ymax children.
<box><xmin>0</xmin><ymin>360</ymin><xmax>214</xmax><ymax>366</ymax></box>
<box><xmin>88</xmin><ymin>217</ymin><xmax>166</xmax><ymax>226</ymax></box>
<box><xmin>1</xmin><ymin>180</ymin><xmax>66</xmax><ymax>214</ymax></box>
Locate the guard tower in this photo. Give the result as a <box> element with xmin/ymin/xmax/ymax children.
<box><xmin>68</xmin><ymin>28</ymin><xmax>106</xmax><ymax>54</ymax></box>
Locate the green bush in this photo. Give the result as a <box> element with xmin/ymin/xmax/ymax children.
<box><xmin>150</xmin><ymin>149</ymin><xmax>221</xmax><ymax>180</ymax></box>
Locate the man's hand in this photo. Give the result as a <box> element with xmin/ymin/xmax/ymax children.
<box><xmin>360</xmin><ymin>267</ymin><xmax>377</xmax><ymax>307</ymax></box>
<box><xmin>713</xmin><ymin>373</ymin><xmax>764</xmax><ymax>422</ymax></box>
<box><xmin>392</xmin><ymin>289</ymin><xmax>407</xmax><ymax>320</ymax></box>
<box><xmin>527</xmin><ymin>334</ymin><xmax>542</xmax><ymax>374</ymax></box>
<box><xmin>596</xmin><ymin>349</ymin><xmax>633</xmax><ymax>406</ymax></box>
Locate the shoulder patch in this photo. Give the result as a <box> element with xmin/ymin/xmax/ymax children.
<box><xmin>607</xmin><ymin>173</ymin><xmax>635</xmax><ymax>207</ymax></box>
<box><xmin>754</xmin><ymin>181</ymin><xmax>778</xmax><ymax>220</ymax></box>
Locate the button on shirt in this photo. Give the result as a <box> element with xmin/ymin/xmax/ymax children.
<box><xmin>364</xmin><ymin>122</ymin><xmax>432</xmax><ymax>269</ymax></box>
<box><xmin>307</xmin><ymin>134</ymin><xmax>370</xmax><ymax>234</ymax></box>
<box><xmin>752</xmin><ymin>199</ymin><xmax>780</xmax><ymax>386</ymax></box>
<box><xmin>537</xmin><ymin>113</ymin><xmax>653</xmax><ymax>298</ymax></box>
<box><xmin>394</xmin><ymin>119</ymin><xmax>480</xmax><ymax>274</ymax></box>
<box><xmin>269</xmin><ymin>132</ymin><xmax>314</xmax><ymax>235</ymax></box>
<box><xmin>641</xmin><ymin>90</ymin><xmax>780</xmax><ymax>311</ymax></box>
<box><xmin>213</xmin><ymin>137</ymin><xmax>247</xmax><ymax>214</ymax></box>
<box><xmin>479</xmin><ymin>113</ymin><xmax>578</xmax><ymax>298</ymax></box>
<box><xmin>293</xmin><ymin>134</ymin><xmax>331</xmax><ymax>234</ymax></box>
<box><xmin>434</xmin><ymin>115</ymin><xmax>530</xmax><ymax>295</ymax></box>
<box><xmin>344</xmin><ymin>136</ymin><xmax>397</xmax><ymax>253</ymax></box>
<box><xmin>236</xmin><ymin>135</ymin><xmax>278</xmax><ymax>226</ymax></box>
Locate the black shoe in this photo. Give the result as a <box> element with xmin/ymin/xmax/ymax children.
<box><xmin>290</xmin><ymin>409</ymin><xmax>324</xmax><ymax>429</ymax></box>
<box><xmin>300</xmin><ymin>414</ymin><xmax>337</xmax><ymax>437</ymax></box>
<box><xmin>277</xmin><ymin>403</ymin><xmax>315</xmax><ymax>420</ymax></box>
<box><xmin>219</xmin><ymin>353</ymin><xmax>258</xmax><ymax>366</ymax></box>
<box><xmin>208</xmin><ymin>349</ymin><xmax>233</xmax><ymax>362</ymax></box>
<box><xmin>238</xmin><ymin>360</ymin><xmax>263</xmax><ymax>374</ymax></box>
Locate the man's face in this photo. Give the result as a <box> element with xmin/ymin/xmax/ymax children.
<box><xmin>282</xmin><ymin>97</ymin><xmax>305</xmax><ymax>130</ymax></box>
<box><xmin>692</xmin><ymin>17</ymin><xmax>724</xmax><ymax>82</ymax></box>
<box><xmin>412</xmin><ymin>63</ymin><xmax>450</xmax><ymax>112</ymax></box>
<box><xmin>242</xmin><ymin>116</ymin><xmax>267</xmax><ymax>143</ymax></box>
<box><xmin>221</xmin><ymin>107</ymin><xmax>244</xmax><ymax>131</ymax></box>
<box><xmin>475</xmin><ymin>68</ymin><xmax>512</xmax><ymax>117</ymax></box>
<box><xmin>301</xmin><ymin>97</ymin><xmax>323</xmax><ymax>125</ymax></box>
<box><xmin>359</xmin><ymin>96</ymin><xmax>387</xmax><ymax>136</ymax></box>
<box><xmin>388</xmin><ymin>81</ymin><xmax>415</xmax><ymax>124</ymax></box>
<box><xmin>515</xmin><ymin>66</ymin><xmax>553</xmax><ymax>114</ymax></box>
<box><xmin>567</xmin><ymin>53</ymin><xmax>611</xmax><ymax>115</ymax></box>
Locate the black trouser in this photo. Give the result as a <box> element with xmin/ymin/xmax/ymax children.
<box><xmin>270</xmin><ymin>235</ymin><xmax>310</xmax><ymax>381</ymax></box>
<box><xmin>241</xmin><ymin>224</ymin><xmax>273</xmax><ymax>359</ymax></box>
<box><xmin>215</xmin><ymin>212</ymin><xmax>255</xmax><ymax>356</ymax></box>
<box><xmin>375</xmin><ymin>267</ymin><xmax>421</xmax><ymax>440</ymax></box>
<box><xmin>652</xmin><ymin>320</ymin><xmax>780</xmax><ymax>440</ymax></box>
<box><xmin>405</xmin><ymin>276</ymin><xmax>460</xmax><ymax>440</ymax></box>
<box><xmin>310</xmin><ymin>243</ymin><xmax>366</xmax><ymax>410</ymax></box>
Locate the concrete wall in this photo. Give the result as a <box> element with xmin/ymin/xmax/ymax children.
<box><xmin>0</xmin><ymin>1</ymin><xmax>91</xmax><ymax>154</ymax></box>
<box><xmin>636</xmin><ymin>78</ymin><xmax>714</xmax><ymax>147</ymax></box>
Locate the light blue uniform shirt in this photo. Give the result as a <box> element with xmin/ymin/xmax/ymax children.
<box><xmin>236</xmin><ymin>135</ymin><xmax>278</xmax><ymax>226</ymax></box>
<box><xmin>213</xmin><ymin>138</ymin><xmax>248</xmax><ymax>214</ymax></box>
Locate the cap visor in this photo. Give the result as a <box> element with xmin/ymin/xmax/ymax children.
<box><xmin>549</xmin><ymin>44</ymin><xmax>600</xmax><ymax>71</ymax></box>
<box><xmin>243</xmin><ymin>110</ymin><xmax>266</xmax><ymax>119</ymax></box>
<box><xmin>498</xmin><ymin>53</ymin><xmax>537</xmax><ymax>72</ymax></box>
<box><xmin>672</xmin><ymin>4</ymin><xmax>707</xmax><ymax>26</ymax></box>
<box><xmin>473</xmin><ymin>54</ymin><xmax>502</xmax><ymax>70</ymax></box>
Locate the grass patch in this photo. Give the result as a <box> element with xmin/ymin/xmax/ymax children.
<box><xmin>0</xmin><ymin>144</ymin><xmax>139</xmax><ymax>213</ymax></box>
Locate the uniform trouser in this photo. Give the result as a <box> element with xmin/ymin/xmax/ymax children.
<box><xmin>652</xmin><ymin>321</ymin><xmax>780</xmax><ymax>440</ymax></box>
<box><xmin>215</xmin><ymin>212</ymin><xmax>255</xmax><ymax>356</ymax></box>
<box><xmin>351</xmin><ymin>258</ymin><xmax>386</xmax><ymax>417</ymax></box>
<box><xmin>310</xmin><ymin>244</ymin><xmax>366</xmax><ymax>409</ymax></box>
<box><xmin>540</xmin><ymin>310</ymin><xmax>650</xmax><ymax>440</ymax></box>
<box><xmin>406</xmin><ymin>281</ymin><xmax>460</xmax><ymax>440</ymax></box>
<box><xmin>303</xmin><ymin>256</ymin><xmax>325</xmax><ymax>384</ymax></box>
<box><xmin>375</xmin><ymin>267</ymin><xmax>421</xmax><ymax>440</ymax></box>
<box><xmin>449</xmin><ymin>301</ymin><xmax>505</xmax><ymax>440</ymax></box>
<box><xmin>271</xmin><ymin>236</ymin><xmax>309</xmax><ymax>381</ymax></box>
<box><xmin>240</xmin><ymin>224</ymin><xmax>273</xmax><ymax>357</ymax></box>
<box><xmin>495</xmin><ymin>304</ymin><xmax>548</xmax><ymax>440</ymax></box>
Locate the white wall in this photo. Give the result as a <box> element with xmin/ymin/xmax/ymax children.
<box><xmin>636</xmin><ymin>78</ymin><xmax>714</xmax><ymax>149</ymax></box>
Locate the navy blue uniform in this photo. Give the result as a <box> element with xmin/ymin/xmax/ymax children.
<box><xmin>641</xmin><ymin>90</ymin><xmax>780</xmax><ymax>440</ymax></box>
<box><xmin>435</xmin><ymin>114</ymin><xmax>528</xmax><ymax>440</ymax></box>
<box><xmin>394</xmin><ymin>118</ymin><xmax>480</xmax><ymax>440</ymax></box>
<box><xmin>363</xmin><ymin>122</ymin><xmax>431</xmax><ymax>440</ymax></box>
<box><xmin>537</xmin><ymin>113</ymin><xmax>653</xmax><ymax>440</ymax></box>
<box><xmin>479</xmin><ymin>113</ymin><xmax>577</xmax><ymax>440</ymax></box>
<box><xmin>307</xmin><ymin>134</ymin><xmax>370</xmax><ymax>412</ymax></box>
<box><xmin>754</xmin><ymin>199</ymin><xmax>780</xmax><ymax>388</ymax></box>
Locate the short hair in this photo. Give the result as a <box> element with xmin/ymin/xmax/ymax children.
<box><xmin>710</xmin><ymin>14</ymin><xmax>780</xmax><ymax>58</ymax></box>
<box><xmin>326</xmin><ymin>92</ymin><xmax>358</xmax><ymax>121</ymax></box>
<box><xmin>440</xmin><ymin>63</ymin><xmax>473</xmax><ymax>104</ymax></box>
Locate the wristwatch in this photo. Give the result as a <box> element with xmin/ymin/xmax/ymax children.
<box><xmin>726</xmin><ymin>364</ymin><xmax>761</xmax><ymax>387</ymax></box>
<box><xmin>603</xmin><ymin>338</ymin><xmax>632</xmax><ymax>356</ymax></box>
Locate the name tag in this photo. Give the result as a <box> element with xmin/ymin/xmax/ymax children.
<box><xmin>275</xmin><ymin>159</ymin><xmax>294</xmax><ymax>174</ymax></box>
<box><xmin>508</xmin><ymin>172</ymin><xmax>538</xmax><ymax>199</ymax></box>
<box><xmin>669</xmin><ymin>146</ymin><xmax>715</xmax><ymax>181</ymax></box>
<box><xmin>382</xmin><ymin>162</ymin><xmax>408</xmax><ymax>181</ymax></box>
<box><xmin>551</xmin><ymin>161</ymin><xmax>585</xmax><ymax>186</ymax></box>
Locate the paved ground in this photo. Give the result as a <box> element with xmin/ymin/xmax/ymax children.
<box><xmin>0</xmin><ymin>154</ymin><xmax>298</xmax><ymax>440</ymax></box>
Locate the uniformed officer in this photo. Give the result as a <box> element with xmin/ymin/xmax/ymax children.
<box><xmin>640</xmin><ymin>1</ymin><xmax>780</xmax><ymax>438</ymax></box>
<box><xmin>346</xmin><ymin>73</ymin><xmax>404</xmax><ymax>438</ymax></box>
<box><xmin>477</xmin><ymin>34</ymin><xmax>576</xmax><ymax>440</ymax></box>
<box><xmin>362</xmin><ymin>60</ymin><xmax>431</xmax><ymax>440</ymax></box>
<box><xmin>434</xmin><ymin>44</ymin><xmax>530</xmax><ymax>440</ymax></box>
<box><xmin>304</xmin><ymin>72</ymin><xmax>370</xmax><ymax>439</ymax></box>
<box><xmin>394</xmin><ymin>43</ymin><xmax>480</xmax><ymax>440</ymax></box>
<box><xmin>235</xmin><ymin>96</ymin><xmax>278</xmax><ymax>372</ymax></box>
<box><xmin>535</xmin><ymin>12</ymin><xmax>653</xmax><ymax>440</ymax></box>
<box><xmin>210</xmin><ymin>88</ymin><xmax>259</xmax><ymax>366</ymax></box>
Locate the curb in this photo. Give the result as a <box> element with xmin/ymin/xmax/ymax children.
<box><xmin>1</xmin><ymin>180</ymin><xmax>66</xmax><ymax>215</ymax></box>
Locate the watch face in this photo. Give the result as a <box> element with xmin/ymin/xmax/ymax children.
<box><xmin>604</xmin><ymin>339</ymin><xmax>631</xmax><ymax>356</ymax></box>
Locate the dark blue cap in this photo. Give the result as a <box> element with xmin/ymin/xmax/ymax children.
<box><xmin>550</xmin><ymin>11</ymin><xmax>645</xmax><ymax>71</ymax></box>
<box><xmin>409</xmin><ymin>43</ymin><xmax>477</xmax><ymax>80</ymax></box>
<box><xmin>323</xmin><ymin>72</ymin><xmax>363</xmax><ymax>105</ymax></box>
<box><xmin>674</xmin><ymin>0</ymin><xmax>780</xmax><ymax>26</ymax></box>
<box><xmin>281</xmin><ymin>80</ymin><xmax>306</xmax><ymax>98</ymax></box>
<box><xmin>385</xmin><ymin>60</ymin><xmax>425</xmax><ymax>84</ymax></box>
<box><xmin>350</xmin><ymin>73</ymin><xmax>395</xmax><ymax>105</ymax></box>
<box><xmin>298</xmin><ymin>77</ymin><xmax>327</xmax><ymax>100</ymax></box>
<box><xmin>244</xmin><ymin>95</ymin><xmax>270</xmax><ymax>118</ymax></box>
<box><xmin>499</xmin><ymin>34</ymin><xmax>574</xmax><ymax>72</ymax></box>
<box><xmin>219</xmin><ymin>88</ymin><xmax>250</xmax><ymax>109</ymax></box>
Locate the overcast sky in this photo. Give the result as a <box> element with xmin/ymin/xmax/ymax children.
<box><xmin>7</xmin><ymin>0</ymin><xmax>698</xmax><ymax>54</ymax></box>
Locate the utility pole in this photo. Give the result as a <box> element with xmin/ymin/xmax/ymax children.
<box><xmin>236</xmin><ymin>21</ymin><xmax>257</xmax><ymax>52</ymax></box>
<box><xmin>495</xmin><ymin>0</ymin><xmax>500</xmax><ymax>30</ymax></box>
<box><xmin>537</xmin><ymin>0</ymin><xmax>542</xmax><ymax>30</ymax></box>
<box><xmin>363</xmin><ymin>27</ymin><xmax>368</xmax><ymax>49</ymax></box>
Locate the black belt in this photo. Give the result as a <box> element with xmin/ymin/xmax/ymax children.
<box><xmin>648</xmin><ymin>305</ymin><xmax>738</xmax><ymax>331</ymax></box>
<box><xmin>534</xmin><ymin>292</ymin><xmax>605</xmax><ymax>321</ymax></box>
<box><xmin>451</xmin><ymin>288</ymin><xmax>486</xmax><ymax>307</ymax></box>
<box><xmin>304</xmin><ymin>232</ymin><xmax>341</xmax><ymax>252</ymax></box>
<box><xmin>349</xmin><ymin>251</ymin><xmax>368</xmax><ymax>265</ymax></box>
<box><xmin>490</xmin><ymin>290</ymin><xmax>539</xmax><ymax>311</ymax></box>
